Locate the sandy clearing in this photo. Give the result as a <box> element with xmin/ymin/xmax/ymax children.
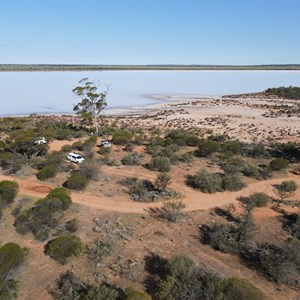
<box><xmin>1</xmin><ymin>172</ymin><xmax>299</xmax><ymax>214</ymax></box>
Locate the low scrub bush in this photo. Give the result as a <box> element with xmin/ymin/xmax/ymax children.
<box><xmin>51</xmin><ymin>271</ymin><xmax>121</xmax><ymax>299</ymax></box>
<box><xmin>65</xmin><ymin>218</ymin><xmax>79</xmax><ymax>233</ymax></box>
<box><xmin>0</xmin><ymin>152</ymin><xmax>23</xmax><ymax>174</ymax></box>
<box><xmin>71</xmin><ymin>141</ymin><xmax>84</xmax><ymax>151</ymax></box>
<box><xmin>248</xmin><ymin>192</ymin><xmax>269</xmax><ymax>208</ymax></box>
<box><xmin>165</xmin><ymin>129</ymin><xmax>201</xmax><ymax>146</ymax></box>
<box><xmin>122</xmin><ymin>176</ymin><xmax>178</xmax><ymax>202</ymax></box>
<box><xmin>188</xmin><ymin>171</ymin><xmax>245</xmax><ymax>193</ymax></box>
<box><xmin>0</xmin><ymin>243</ymin><xmax>27</xmax><ymax>300</ymax></box>
<box><xmin>202</xmin><ymin>209</ymin><xmax>255</xmax><ymax>254</ymax></box>
<box><xmin>63</xmin><ymin>173</ymin><xmax>89</xmax><ymax>190</ymax></box>
<box><xmin>154</xmin><ymin>172</ymin><xmax>171</xmax><ymax>191</ymax></box>
<box><xmin>44</xmin><ymin>235</ymin><xmax>83</xmax><ymax>264</ymax></box>
<box><xmin>178</xmin><ymin>151</ymin><xmax>194</xmax><ymax>163</ymax></box>
<box><xmin>224</xmin><ymin>278</ymin><xmax>265</xmax><ymax>300</ymax></box>
<box><xmin>112</xmin><ymin>129</ymin><xmax>133</xmax><ymax>145</ymax></box>
<box><xmin>223</xmin><ymin>140</ymin><xmax>242</xmax><ymax>155</ymax></box>
<box><xmin>243</xmin><ymin>239</ymin><xmax>300</xmax><ymax>286</ymax></box>
<box><xmin>286</xmin><ymin>213</ymin><xmax>300</xmax><ymax>239</ymax></box>
<box><xmin>98</xmin><ymin>146</ymin><xmax>111</xmax><ymax>156</ymax></box>
<box><xmin>14</xmin><ymin>188</ymin><xmax>72</xmax><ymax>240</ymax></box>
<box><xmin>0</xmin><ymin>181</ymin><xmax>19</xmax><ymax>207</ymax></box>
<box><xmin>242</xmin><ymin>164</ymin><xmax>260</xmax><ymax>178</ymax></box>
<box><xmin>158</xmin><ymin>200</ymin><xmax>186</xmax><ymax>222</ymax></box>
<box><xmin>46</xmin><ymin>187</ymin><xmax>72</xmax><ymax>210</ymax></box>
<box><xmin>147</xmin><ymin>156</ymin><xmax>171</xmax><ymax>172</ymax></box>
<box><xmin>197</xmin><ymin>140</ymin><xmax>220</xmax><ymax>157</ymax></box>
<box><xmin>220</xmin><ymin>157</ymin><xmax>245</xmax><ymax>174</ymax></box>
<box><xmin>125</xmin><ymin>286</ymin><xmax>151</xmax><ymax>300</ymax></box>
<box><xmin>0</xmin><ymin>243</ymin><xmax>27</xmax><ymax>280</ymax></box>
<box><xmin>187</xmin><ymin>170</ymin><xmax>223</xmax><ymax>193</ymax></box>
<box><xmin>79</xmin><ymin>160</ymin><xmax>99</xmax><ymax>180</ymax></box>
<box><xmin>36</xmin><ymin>164</ymin><xmax>58</xmax><ymax>180</ymax></box>
<box><xmin>154</xmin><ymin>254</ymin><xmax>265</xmax><ymax>300</ymax></box>
<box><xmin>222</xmin><ymin>173</ymin><xmax>245</xmax><ymax>191</ymax></box>
<box><xmin>121</xmin><ymin>152</ymin><xmax>143</xmax><ymax>166</ymax></box>
<box><xmin>275</xmin><ymin>180</ymin><xmax>297</xmax><ymax>201</ymax></box>
<box><xmin>270</xmin><ymin>158</ymin><xmax>289</xmax><ymax>171</ymax></box>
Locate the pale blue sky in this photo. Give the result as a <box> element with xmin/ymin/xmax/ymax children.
<box><xmin>1</xmin><ymin>0</ymin><xmax>299</xmax><ymax>65</ymax></box>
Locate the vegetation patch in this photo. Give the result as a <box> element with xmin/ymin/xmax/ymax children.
<box><xmin>121</xmin><ymin>174</ymin><xmax>178</xmax><ymax>202</ymax></box>
<box><xmin>63</xmin><ymin>172</ymin><xmax>89</xmax><ymax>190</ymax></box>
<box><xmin>44</xmin><ymin>235</ymin><xmax>83</xmax><ymax>264</ymax></box>
<box><xmin>14</xmin><ymin>187</ymin><xmax>72</xmax><ymax>241</ymax></box>
<box><xmin>0</xmin><ymin>243</ymin><xmax>27</xmax><ymax>299</ymax></box>
<box><xmin>36</xmin><ymin>164</ymin><xmax>58</xmax><ymax>180</ymax></box>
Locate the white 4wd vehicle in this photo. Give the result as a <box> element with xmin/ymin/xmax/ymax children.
<box><xmin>67</xmin><ymin>152</ymin><xmax>85</xmax><ymax>164</ymax></box>
<box><xmin>100</xmin><ymin>140</ymin><xmax>112</xmax><ymax>148</ymax></box>
<box><xmin>35</xmin><ymin>137</ymin><xmax>47</xmax><ymax>145</ymax></box>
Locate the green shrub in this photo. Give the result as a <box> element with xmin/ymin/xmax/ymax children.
<box><xmin>221</xmin><ymin>157</ymin><xmax>245</xmax><ymax>174</ymax></box>
<box><xmin>44</xmin><ymin>235</ymin><xmax>83</xmax><ymax>264</ymax></box>
<box><xmin>178</xmin><ymin>151</ymin><xmax>194</xmax><ymax>163</ymax></box>
<box><xmin>0</xmin><ymin>152</ymin><xmax>23</xmax><ymax>174</ymax></box>
<box><xmin>52</xmin><ymin>271</ymin><xmax>120</xmax><ymax>299</ymax></box>
<box><xmin>188</xmin><ymin>170</ymin><xmax>223</xmax><ymax>193</ymax></box>
<box><xmin>14</xmin><ymin>188</ymin><xmax>72</xmax><ymax>240</ymax></box>
<box><xmin>36</xmin><ymin>164</ymin><xmax>58</xmax><ymax>180</ymax></box>
<box><xmin>33</xmin><ymin>151</ymin><xmax>64</xmax><ymax>170</ymax></box>
<box><xmin>98</xmin><ymin>146</ymin><xmax>111</xmax><ymax>156</ymax></box>
<box><xmin>147</xmin><ymin>156</ymin><xmax>171</xmax><ymax>172</ymax></box>
<box><xmin>154</xmin><ymin>173</ymin><xmax>171</xmax><ymax>191</ymax></box>
<box><xmin>203</xmin><ymin>210</ymin><xmax>255</xmax><ymax>254</ymax></box>
<box><xmin>224</xmin><ymin>278</ymin><xmax>265</xmax><ymax>300</ymax></box>
<box><xmin>124</xmin><ymin>286</ymin><xmax>151</xmax><ymax>300</ymax></box>
<box><xmin>158</xmin><ymin>200</ymin><xmax>186</xmax><ymax>222</ymax></box>
<box><xmin>45</xmin><ymin>187</ymin><xmax>72</xmax><ymax>210</ymax></box>
<box><xmin>0</xmin><ymin>181</ymin><xmax>19</xmax><ymax>207</ymax></box>
<box><xmin>288</xmin><ymin>213</ymin><xmax>300</xmax><ymax>239</ymax></box>
<box><xmin>112</xmin><ymin>129</ymin><xmax>133</xmax><ymax>145</ymax></box>
<box><xmin>275</xmin><ymin>180</ymin><xmax>297</xmax><ymax>201</ymax></box>
<box><xmin>157</xmin><ymin>254</ymin><xmax>225</xmax><ymax>300</ymax></box>
<box><xmin>55</xmin><ymin>129</ymin><xmax>73</xmax><ymax>140</ymax></box>
<box><xmin>63</xmin><ymin>173</ymin><xmax>89</xmax><ymax>190</ymax></box>
<box><xmin>248</xmin><ymin>192</ymin><xmax>269</xmax><ymax>207</ymax></box>
<box><xmin>242</xmin><ymin>164</ymin><xmax>260</xmax><ymax>178</ymax></box>
<box><xmin>65</xmin><ymin>218</ymin><xmax>79</xmax><ymax>233</ymax></box>
<box><xmin>71</xmin><ymin>141</ymin><xmax>84</xmax><ymax>151</ymax></box>
<box><xmin>270</xmin><ymin>158</ymin><xmax>289</xmax><ymax>171</ymax></box>
<box><xmin>223</xmin><ymin>140</ymin><xmax>242</xmax><ymax>155</ymax></box>
<box><xmin>248</xmin><ymin>238</ymin><xmax>300</xmax><ymax>285</ymax></box>
<box><xmin>197</xmin><ymin>140</ymin><xmax>220</xmax><ymax>156</ymax></box>
<box><xmin>0</xmin><ymin>243</ymin><xmax>27</xmax><ymax>280</ymax></box>
<box><xmin>61</xmin><ymin>144</ymin><xmax>72</xmax><ymax>153</ymax></box>
<box><xmin>222</xmin><ymin>173</ymin><xmax>245</xmax><ymax>191</ymax></box>
<box><xmin>0</xmin><ymin>279</ymin><xmax>19</xmax><ymax>300</ymax></box>
<box><xmin>121</xmin><ymin>153</ymin><xmax>143</xmax><ymax>166</ymax></box>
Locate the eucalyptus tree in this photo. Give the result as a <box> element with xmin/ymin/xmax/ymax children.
<box><xmin>72</xmin><ymin>78</ymin><xmax>108</xmax><ymax>135</ymax></box>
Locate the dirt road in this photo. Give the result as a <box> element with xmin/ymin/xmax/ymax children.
<box><xmin>0</xmin><ymin>171</ymin><xmax>299</xmax><ymax>214</ymax></box>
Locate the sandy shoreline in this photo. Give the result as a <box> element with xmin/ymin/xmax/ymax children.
<box><xmin>1</xmin><ymin>92</ymin><xmax>299</xmax><ymax>143</ymax></box>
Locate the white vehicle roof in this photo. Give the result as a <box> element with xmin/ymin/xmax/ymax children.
<box><xmin>68</xmin><ymin>152</ymin><xmax>83</xmax><ymax>158</ymax></box>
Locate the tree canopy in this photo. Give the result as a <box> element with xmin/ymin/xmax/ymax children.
<box><xmin>72</xmin><ymin>78</ymin><xmax>108</xmax><ymax>134</ymax></box>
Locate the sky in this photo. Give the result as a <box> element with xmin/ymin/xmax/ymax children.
<box><xmin>0</xmin><ymin>0</ymin><xmax>300</xmax><ymax>65</ymax></box>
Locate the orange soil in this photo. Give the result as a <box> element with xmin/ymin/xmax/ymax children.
<box><xmin>1</xmin><ymin>171</ymin><xmax>299</xmax><ymax>214</ymax></box>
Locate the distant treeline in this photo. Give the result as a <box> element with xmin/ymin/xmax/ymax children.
<box><xmin>1</xmin><ymin>64</ymin><xmax>300</xmax><ymax>71</ymax></box>
<box><xmin>266</xmin><ymin>86</ymin><xmax>300</xmax><ymax>100</ymax></box>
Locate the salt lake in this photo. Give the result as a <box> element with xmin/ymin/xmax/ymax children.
<box><xmin>0</xmin><ymin>70</ymin><xmax>300</xmax><ymax>116</ymax></box>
